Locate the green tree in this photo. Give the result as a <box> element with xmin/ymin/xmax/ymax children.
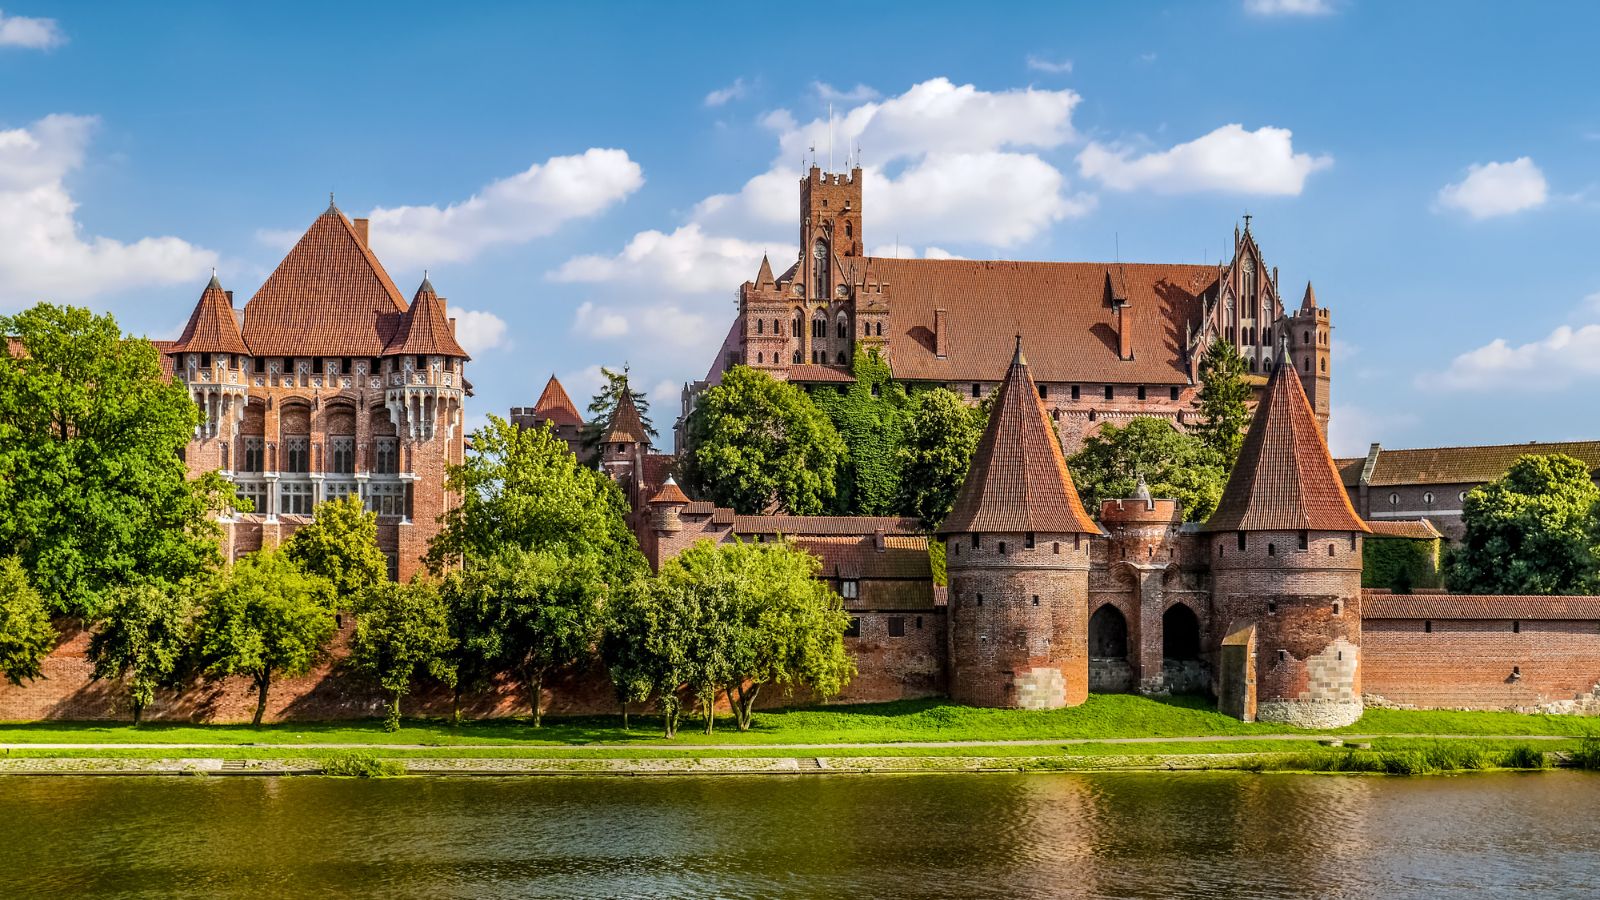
<box><xmin>197</xmin><ymin>551</ymin><xmax>337</xmax><ymax>726</ymax></box>
<box><xmin>427</xmin><ymin>415</ymin><xmax>646</xmax><ymax>581</ymax></box>
<box><xmin>0</xmin><ymin>303</ymin><xmax>237</xmax><ymax>616</ymax></box>
<box><xmin>581</xmin><ymin>364</ymin><xmax>655</xmax><ymax>460</ymax></box>
<box><xmin>0</xmin><ymin>557</ymin><xmax>56</xmax><ymax>687</ymax></box>
<box><xmin>605</xmin><ymin>573</ymin><xmax>707</xmax><ymax>739</ymax></box>
<box><xmin>897</xmin><ymin>388</ymin><xmax>985</xmax><ymax>531</ymax></box>
<box><xmin>1068</xmin><ymin>417</ymin><xmax>1227</xmax><ymax>522</ymax></box>
<box><xmin>599</xmin><ymin>577</ymin><xmax>659</xmax><ymax>730</ymax></box>
<box><xmin>1194</xmin><ymin>337</ymin><xmax>1252</xmax><ymax>465</ymax></box>
<box><xmin>442</xmin><ymin>548</ymin><xmax>606</xmax><ymax>727</ymax></box>
<box><xmin>350</xmin><ymin>580</ymin><xmax>456</xmax><ymax>731</ymax></box>
<box><xmin>682</xmin><ymin>365</ymin><xmax>847</xmax><ymax>514</ymax></box>
<box><xmin>87</xmin><ymin>582</ymin><xmax>193</xmax><ymax>724</ymax></box>
<box><xmin>1448</xmin><ymin>454</ymin><xmax>1600</xmax><ymax>594</ymax></box>
<box><xmin>811</xmin><ymin>347</ymin><xmax>910</xmax><ymax>515</ymax></box>
<box><xmin>283</xmin><ymin>495</ymin><xmax>389</xmax><ymax>602</ymax></box>
<box><xmin>662</xmin><ymin>540</ymin><xmax>855</xmax><ymax>732</ymax></box>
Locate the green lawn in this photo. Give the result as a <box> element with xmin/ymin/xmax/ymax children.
<box><xmin>1</xmin><ymin>694</ymin><xmax>1595</xmax><ymax>749</ymax></box>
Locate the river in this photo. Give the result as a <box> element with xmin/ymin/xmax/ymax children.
<box><xmin>4</xmin><ymin>771</ymin><xmax>1598</xmax><ymax>898</ymax></box>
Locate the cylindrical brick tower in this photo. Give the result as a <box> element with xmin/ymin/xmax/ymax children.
<box><xmin>939</xmin><ymin>338</ymin><xmax>1101</xmax><ymax>709</ymax></box>
<box><xmin>1203</xmin><ymin>344</ymin><xmax>1369</xmax><ymax>728</ymax></box>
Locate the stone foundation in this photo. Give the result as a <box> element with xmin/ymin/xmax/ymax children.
<box><xmin>1256</xmin><ymin>698</ymin><xmax>1364</xmax><ymax>728</ymax></box>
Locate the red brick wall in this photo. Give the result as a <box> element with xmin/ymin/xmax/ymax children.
<box><xmin>1363</xmin><ymin>618</ymin><xmax>1600</xmax><ymax>711</ymax></box>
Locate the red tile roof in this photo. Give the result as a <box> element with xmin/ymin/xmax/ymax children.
<box><xmin>791</xmin><ymin>537</ymin><xmax>932</xmax><ymax>580</ymax></box>
<box><xmin>533</xmin><ymin>375</ymin><xmax>583</xmax><ymax>427</ymax></box>
<box><xmin>732</xmin><ymin>515</ymin><xmax>921</xmax><ymax>537</ymax></box>
<box><xmin>1365</xmin><ymin>519</ymin><xmax>1443</xmax><ymax>540</ymax></box>
<box><xmin>649</xmin><ymin>477</ymin><xmax>690</xmax><ymax>505</ymax></box>
<box><xmin>384</xmin><ymin>278</ymin><xmax>468</xmax><ymax>358</ymax></box>
<box><xmin>857</xmin><ymin>257</ymin><xmax>1216</xmax><ymax>385</ymax></box>
<box><xmin>171</xmin><ymin>275</ymin><xmax>249</xmax><ymax>355</ymax></box>
<box><xmin>939</xmin><ymin>339</ymin><xmax>1098</xmax><ymax>535</ymax></box>
<box><xmin>1205</xmin><ymin>355</ymin><xmax>1368</xmax><ymax>533</ymax></box>
<box><xmin>787</xmin><ymin>364</ymin><xmax>855</xmax><ymax>383</ymax></box>
<box><xmin>241</xmin><ymin>206</ymin><xmax>409</xmax><ymax>357</ymax></box>
<box><xmin>602</xmin><ymin>390</ymin><xmax>650</xmax><ymax>445</ymax></box>
<box><xmin>1364</xmin><ymin>593</ymin><xmax>1600</xmax><ymax>621</ymax></box>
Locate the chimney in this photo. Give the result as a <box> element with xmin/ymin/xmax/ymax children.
<box><xmin>224</xmin><ymin>290</ymin><xmax>233</xmax><ymax>304</ymax></box>
<box><xmin>934</xmin><ymin>308</ymin><xmax>948</xmax><ymax>358</ymax></box>
<box><xmin>353</xmin><ymin>218</ymin><xmax>370</xmax><ymax>248</ymax></box>
<box><xmin>873</xmin><ymin>527</ymin><xmax>886</xmax><ymax>551</ymax></box>
<box><xmin>449</xmin><ymin>317</ymin><xmax>457</xmax><ymax>336</ymax></box>
<box><xmin>1117</xmin><ymin>305</ymin><xmax>1133</xmax><ymax>361</ymax></box>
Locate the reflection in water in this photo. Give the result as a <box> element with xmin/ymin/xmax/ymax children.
<box><xmin>3</xmin><ymin>772</ymin><xmax>1599</xmax><ymax>899</ymax></box>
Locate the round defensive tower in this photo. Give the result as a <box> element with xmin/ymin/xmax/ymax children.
<box><xmin>1203</xmin><ymin>346</ymin><xmax>1369</xmax><ymax>728</ymax></box>
<box><xmin>939</xmin><ymin>339</ymin><xmax>1101</xmax><ymax>709</ymax></box>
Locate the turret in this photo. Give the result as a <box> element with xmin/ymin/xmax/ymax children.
<box><xmin>939</xmin><ymin>338</ymin><xmax>1101</xmax><ymax>709</ymax></box>
<box><xmin>382</xmin><ymin>276</ymin><xmax>469</xmax><ymax>443</ymax></box>
<box><xmin>170</xmin><ymin>272</ymin><xmax>251</xmax><ymax>443</ymax></box>
<box><xmin>600</xmin><ymin>385</ymin><xmax>650</xmax><ymax>489</ymax></box>
<box><xmin>648</xmin><ymin>476</ymin><xmax>689</xmax><ymax>534</ymax></box>
<box><xmin>1289</xmin><ymin>282</ymin><xmax>1332</xmax><ymax>435</ymax></box>
<box><xmin>1203</xmin><ymin>345</ymin><xmax>1369</xmax><ymax>727</ymax></box>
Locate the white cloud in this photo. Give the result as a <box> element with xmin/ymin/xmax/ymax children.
<box><xmin>366</xmin><ymin>148</ymin><xmax>643</xmax><ymax>265</ymax></box>
<box><xmin>552</xmin><ymin>224</ymin><xmax>785</xmax><ymax>294</ymax></box>
<box><xmin>1026</xmin><ymin>55</ymin><xmax>1073</xmax><ymax>74</ymax></box>
<box><xmin>572</xmin><ymin>300</ymin><xmax>630</xmax><ymax>338</ymax></box>
<box><xmin>0</xmin><ymin>114</ymin><xmax>217</xmax><ymax>308</ymax></box>
<box><xmin>0</xmin><ymin>10</ymin><xmax>65</xmax><ymax>48</ymax></box>
<box><xmin>1328</xmin><ymin>404</ymin><xmax>1417</xmax><ymax>458</ymax></box>
<box><xmin>874</xmin><ymin>151</ymin><xmax>1094</xmax><ymax>246</ymax></box>
<box><xmin>813</xmin><ymin>82</ymin><xmax>879</xmax><ymax>104</ymax></box>
<box><xmin>451</xmin><ymin>308</ymin><xmax>508</xmax><ymax>355</ymax></box>
<box><xmin>1419</xmin><ymin>323</ymin><xmax>1600</xmax><ymax>391</ymax></box>
<box><xmin>870</xmin><ymin>245</ymin><xmax>969</xmax><ymax>260</ymax></box>
<box><xmin>1077</xmin><ymin>123</ymin><xmax>1332</xmax><ymax>195</ymax></box>
<box><xmin>1244</xmin><ymin>0</ymin><xmax>1335</xmax><ymax>15</ymax></box>
<box><xmin>704</xmin><ymin>78</ymin><xmax>749</xmax><ymax>107</ymax></box>
<box><xmin>1435</xmin><ymin>157</ymin><xmax>1548</xmax><ymax>220</ymax></box>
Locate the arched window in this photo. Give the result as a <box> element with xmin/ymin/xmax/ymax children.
<box><xmin>1304</xmin><ymin>331</ymin><xmax>1311</xmax><ymax>345</ymax></box>
<box><xmin>1303</xmin><ymin>358</ymin><xmax>1311</xmax><ymax>373</ymax></box>
<box><xmin>774</xmin><ymin>318</ymin><xmax>781</xmax><ymax>334</ymax></box>
<box><xmin>863</xmin><ymin>322</ymin><xmax>871</xmax><ymax>337</ymax></box>
<box><xmin>756</xmin><ymin>352</ymin><xmax>763</xmax><ymax>364</ymax></box>
<box><xmin>812</xmin><ymin>239</ymin><xmax>829</xmax><ymax>299</ymax></box>
<box><xmin>1320</xmin><ymin>358</ymin><xmax>1327</xmax><ymax>373</ymax></box>
<box><xmin>792</xmin><ymin>350</ymin><xmax>802</xmax><ymax>364</ymax></box>
<box><xmin>875</xmin><ymin>322</ymin><xmax>882</xmax><ymax>336</ymax></box>
<box><xmin>812</xmin><ymin>314</ymin><xmax>826</xmax><ymax>339</ymax></box>
<box><xmin>1242</xmin><ymin>256</ymin><xmax>1257</xmax><ymax>306</ymax></box>
<box><xmin>791</xmin><ymin>312</ymin><xmax>803</xmax><ymax>337</ymax></box>
<box><xmin>1089</xmin><ymin>605</ymin><xmax>1129</xmax><ymax>659</ymax></box>
<box><xmin>1163</xmin><ymin>604</ymin><xmax>1202</xmax><ymax>663</ymax></box>
<box><xmin>836</xmin><ymin>313</ymin><xmax>848</xmax><ymax>339</ymax></box>
<box><xmin>756</xmin><ymin>319</ymin><xmax>764</xmax><ymax>334</ymax></box>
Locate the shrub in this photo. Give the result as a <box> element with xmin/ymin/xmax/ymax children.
<box><xmin>1571</xmin><ymin>737</ymin><xmax>1600</xmax><ymax>771</ymax></box>
<box><xmin>1501</xmin><ymin>745</ymin><xmax>1549</xmax><ymax>769</ymax></box>
<box><xmin>322</xmin><ymin>751</ymin><xmax>405</xmax><ymax>778</ymax></box>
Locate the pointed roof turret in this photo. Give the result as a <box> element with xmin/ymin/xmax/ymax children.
<box><xmin>1300</xmin><ymin>281</ymin><xmax>1318</xmax><ymax>311</ymax></box>
<box><xmin>172</xmin><ymin>272</ymin><xmax>249</xmax><ymax>356</ymax></box>
<box><xmin>1204</xmin><ymin>353</ymin><xmax>1368</xmax><ymax>533</ymax></box>
<box><xmin>533</xmin><ymin>375</ymin><xmax>583</xmax><ymax>427</ymax></box>
<box><xmin>938</xmin><ymin>337</ymin><xmax>1098</xmax><ymax>535</ymax></box>
<box><xmin>649</xmin><ymin>476</ymin><xmax>690</xmax><ymax>505</ymax></box>
<box><xmin>603</xmin><ymin>386</ymin><xmax>650</xmax><ymax>446</ymax></box>
<box><xmin>755</xmin><ymin>254</ymin><xmax>776</xmax><ymax>290</ymax></box>
<box><xmin>385</xmin><ymin>276</ymin><xmax>469</xmax><ymax>358</ymax></box>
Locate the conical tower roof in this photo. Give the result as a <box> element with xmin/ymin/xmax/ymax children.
<box><xmin>939</xmin><ymin>338</ymin><xmax>1098</xmax><ymax>535</ymax></box>
<box><xmin>649</xmin><ymin>476</ymin><xmax>690</xmax><ymax>505</ymax></box>
<box><xmin>172</xmin><ymin>273</ymin><xmax>249</xmax><ymax>355</ymax></box>
<box><xmin>533</xmin><ymin>374</ymin><xmax>583</xmax><ymax>427</ymax></box>
<box><xmin>1300</xmin><ymin>281</ymin><xmax>1318</xmax><ymax>311</ymax></box>
<box><xmin>1204</xmin><ymin>353</ymin><xmax>1368</xmax><ymax>533</ymax></box>
<box><xmin>755</xmin><ymin>254</ymin><xmax>776</xmax><ymax>289</ymax></box>
<box><xmin>385</xmin><ymin>277</ymin><xmax>468</xmax><ymax>358</ymax></box>
<box><xmin>603</xmin><ymin>387</ymin><xmax>650</xmax><ymax>446</ymax></box>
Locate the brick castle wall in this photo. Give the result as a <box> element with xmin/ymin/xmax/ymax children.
<box><xmin>1363</xmin><ymin>618</ymin><xmax>1600</xmax><ymax>712</ymax></box>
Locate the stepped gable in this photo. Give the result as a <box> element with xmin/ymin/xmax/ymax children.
<box><xmin>603</xmin><ymin>388</ymin><xmax>650</xmax><ymax>445</ymax></box>
<box><xmin>532</xmin><ymin>375</ymin><xmax>583</xmax><ymax>427</ymax></box>
<box><xmin>1205</xmin><ymin>352</ymin><xmax>1368</xmax><ymax>533</ymax></box>
<box><xmin>171</xmin><ymin>274</ymin><xmax>249</xmax><ymax>355</ymax></box>
<box><xmin>240</xmin><ymin>205</ymin><xmax>409</xmax><ymax>357</ymax></box>
<box><xmin>385</xmin><ymin>277</ymin><xmax>468</xmax><ymax>358</ymax></box>
<box><xmin>938</xmin><ymin>338</ymin><xmax>1098</xmax><ymax>536</ymax></box>
<box><xmin>861</xmin><ymin>257</ymin><xmax>1217</xmax><ymax>385</ymax></box>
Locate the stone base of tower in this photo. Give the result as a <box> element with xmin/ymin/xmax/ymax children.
<box><xmin>1256</xmin><ymin>698</ymin><xmax>1363</xmax><ymax>729</ymax></box>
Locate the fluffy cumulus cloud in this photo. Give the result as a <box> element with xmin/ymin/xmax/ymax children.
<box><xmin>1025</xmin><ymin>55</ymin><xmax>1073</xmax><ymax>74</ymax></box>
<box><xmin>1244</xmin><ymin>0</ymin><xmax>1335</xmax><ymax>15</ymax></box>
<box><xmin>366</xmin><ymin>148</ymin><xmax>643</xmax><ymax>266</ymax></box>
<box><xmin>704</xmin><ymin>78</ymin><xmax>749</xmax><ymax>108</ymax></box>
<box><xmin>552</xmin><ymin>224</ymin><xmax>788</xmax><ymax>295</ymax></box>
<box><xmin>451</xmin><ymin>308</ymin><xmax>508</xmax><ymax>355</ymax></box>
<box><xmin>1328</xmin><ymin>404</ymin><xmax>1417</xmax><ymax>458</ymax></box>
<box><xmin>1419</xmin><ymin>293</ymin><xmax>1600</xmax><ymax>391</ymax></box>
<box><xmin>572</xmin><ymin>300</ymin><xmax>630</xmax><ymax>339</ymax></box>
<box><xmin>1077</xmin><ymin>124</ymin><xmax>1332</xmax><ymax>195</ymax></box>
<box><xmin>813</xmin><ymin>82</ymin><xmax>879</xmax><ymax>104</ymax></box>
<box><xmin>0</xmin><ymin>9</ymin><xmax>65</xmax><ymax>48</ymax></box>
<box><xmin>1435</xmin><ymin>157</ymin><xmax>1548</xmax><ymax>219</ymax></box>
<box><xmin>0</xmin><ymin>114</ymin><xmax>217</xmax><ymax>308</ymax></box>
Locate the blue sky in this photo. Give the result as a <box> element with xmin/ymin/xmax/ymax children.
<box><xmin>3</xmin><ymin>0</ymin><xmax>1598</xmax><ymax>456</ymax></box>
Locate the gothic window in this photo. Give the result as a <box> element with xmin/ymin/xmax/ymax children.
<box><xmin>792</xmin><ymin>313</ymin><xmax>803</xmax><ymax>337</ymax></box>
<box><xmin>367</xmin><ymin>481</ymin><xmax>406</xmax><ymax>516</ymax></box>
<box><xmin>1303</xmin><ymin>358</ymin><xmax>1311</xmax><ymax>372</ymax></box>
<box><xmin>284</xmin><ymin>437</ymin><xmax>309</xmax><ymax>473</ymax></box>
<box><xmin>812</xmin><ymin>315</ymin><xmax>826</xmax><ymax>339</ymax></box>
<box><xmin>279</xmin><ymin>481</ymin><xmax>313</xmax><ymax>516</ymax></box>
<box><xmin>1243</xmin><ymin>256</ymin><xmax>1256</xmax><ymax>305</ymax></box>
<box><xmin>793</xmin><ymin>350</ymin><xmax>802</xmax><ymax>364</ymax></box>
<box><xmin>875</xmin><ymin>322</ymin><xmax>882</xmax><ymax>336</ymax></box>
<box><xmin>774</xmin><ymin>318</ymin><xmax>781</xmax><ymax>333</ymax></box>
<box><xmin>1038</xmin><ymin>384</ymin><xmax>1048</xmax><ymax>399</ymax></box>
<box><xmin>756</xmin><ymin>352</ymin><xmax>763</xmax><ymax>364</ymax></box>
<box><xmin>836</xmin><ymin>314</ymin><xmax>848</xmax><ymax>339</ymax></box>
<box><xmin>813</xmin><ymin>239</ymin><xmax>829</xmax><ymax>299</ymax></box>
<box><xmin>864</xmin><ymin>322</ymin><xmax>871</xmax><ymax>337</ymax></box>
<box><xmin>242</xmin><ymin>437</ymin><xmax>264</xmax><ymax>473</ymax></box>
<box><xmin>330</xmin><ymin>437</ymin><xmax>355</xmax><ymax>475</ymax></box>
<box><xmin>374</xmin><ymin>438</ymin><xmax>398</xmax><ymax>475</ymax></box>
<box><xmin>1304</xmin><ymin>331</ymin><xmax>1311</xmax><ymax>345</ymax></box>
<box><xmin>1321</xmin><ymin>358</ymin><xmax>1327</xmax><ymax>373</ymax></box>
<box><xmin>757</xmin><ymin>319</ymin><xmax>764</xmax><ymax>334</ymax></box>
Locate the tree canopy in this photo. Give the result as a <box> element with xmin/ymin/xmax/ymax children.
<box><xmin>0</xmin><ymin>303</ymin><xmax>235</xmax><ymax>616</ymax></box>
<box><xmin>897</xmin><ymin>388</ymin><xmax>985</xmax><ymax>531</ymax></box>
<box><xmin>283</xmin><ymin>495</ymin><xmax>389</xmax><ymax>602</ymax></box>
<box><xmin>811</xmin><ymin>348</ymin><xmax>910</xmax><ymax>515</ymax></box>
<box><xmin>197</xmin><ymin>551</ymin><xmax>337</xmax><ymax>726</ymax></box>
<box><xmin>600</xmin><ymin>576</ymin><xmax>698</xmax><ymax>737</ymax></box>
<box><xmin>1068</xmin><ymin>417</ymin><xmax>1227</xmax><ymax>522</ymax></box>
<box><xmin>427</xmin><ymin>415</ymin><xmax>645</xmax><ymax>580</ymax></box>
<box><xmin>0</xmin><ymin>557</ymin><xmax>56</xmax><ymax>687</ymax></box>
<box><xmin>1448</xmin><ymin>453</ymin><xmax>1600</xmax><ymax>595</ymax></box>
<box><xmin>581</xmin><ymin>365</ymin><xmax>655</xmax><ymax>460</ymax></box>
<box><xmin>1194</xmin><ymin>337</ymin><xmax>1252</xmax><ymax>466</ymax></box>
<box><xmin>87</xmin><ymin>581</ymin><xmax>193</xmax><ymax>724</ymax></box>
<box><xmin>350</xmin><ymin>580</ymin><xmax>455</xmax><ymax>730</ymax></box>
<box><xmin>681</xmin><ymin>365</ymin><xmax>847</xmax><ymax>515</ymax></box>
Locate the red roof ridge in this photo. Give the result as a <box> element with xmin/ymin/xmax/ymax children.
<box><xmin>385</xmin><ymin>276</ymin><xmax>468</xmax><ymax>358</ymax></box>
<box><xmin>533</xmin><ymin>375</ymin><xmax>583</xmax><ymax>426</ymax></box>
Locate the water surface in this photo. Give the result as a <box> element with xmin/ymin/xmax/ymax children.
<box><xmin>5</xmin><ymin>771</ymin><xmax>1598</xmax><ymax>898</ymax></box>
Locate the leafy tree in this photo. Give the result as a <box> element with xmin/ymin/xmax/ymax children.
<box><xmin>350</xmin><ymin>580</ymin><xmax>455</xmax><ymax>731</ymax></box>
<box><xmin>0</xmin><ymin>557</ymin><xmax>56</xmax><ymax>686</ymax></box>
<box><xmin>662</xmin><ymin>540</ymin><xmax>855</xmax><ymax>732</ymax></box>
<box><xmin>1448</xmin><ymin>454</ymin><xmax>1600</xmax><ymax>594</ymax></box>
<box><xmin>197</xmin><ymin>551</ymin><xmax>337</xmax><ymax>726</ymax></box>
<box><xmin>1068</xmin><ymin>418</ymin><xmax>1227</xmax><ymax>522</ymax></box>
<box><xmin>599</xmin><ymin>578</ymin><xmax>660</xmax><ymax>730</ymax></box>
<box><xmin>283</xmin><ymin>495</ymin><xmax>389</xmax><ymax>602</ymax></box>
<box><xmin>600</xmin><ymin>576</ymin><xmax>700</xmax><ymax>736</ymax></box>
<box><xmin>0</xmin><ymin>303</ymin><xmax>237</xmax><ymax>616</ymax></box>
<box><xmin>682</xmin><ymin>365</ymin><xmax>847</xmax><ymax>515</ymax></box>
<box><xmin>87</xmin><ymin>582</ymin><xmax>193</xmax><ymax>724</ymax></box>
<box><xmin>581</xmin><ymin>364</ymin><xmax>656</xmax><ymax>460</ymax></box>
<box><xmin>897</xmin><ymin>388</ymin><xmax>985</xmax><ymax>531</ymax></box>
<box><xmin>442</xmin><ymin>548</ymin><xmax>606</xmax><ymax>727</ymax></box>
<box><xmin>1194</xmin><ymin>337</ymin><xmax>1252</xmax><ymax>465</ymax></box>
<box><xmin>427</xmin><ymin>415</ymin><xmax>646</xmax><ymax>581</ymax></box>
<box><xmin>811</xmin><ymin>347</ymin><xmax>910</xmax><ymax>515</ymax></box>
